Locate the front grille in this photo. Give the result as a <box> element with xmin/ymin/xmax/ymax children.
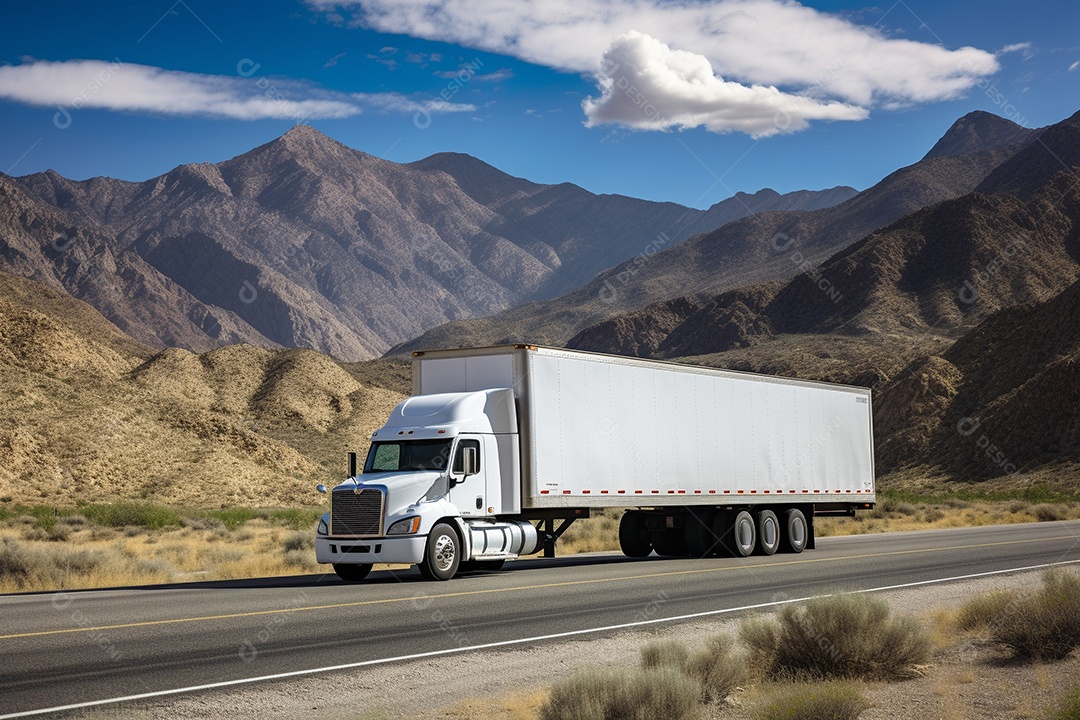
<box><xmin>331</xmin><ymin>489</ymin><xmax>384</xmax><ymax>537</ymax></box>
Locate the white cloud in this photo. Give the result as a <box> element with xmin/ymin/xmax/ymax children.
<box><xmin>0</xmin><ymin>58</ymin><xmax>472</xmax><ymax>121</ymax></box>
<box><xmin>310</xmin><ymin>0</ymin><xmax>1000</xmax><ymax>135</ymax></box>
<box><xmin>584</xmin><ymin>31</ymin><xmax>867</xmax><ymax>137</ymax></box>
<box><xmin>1070</xmin><ymin>61</ymin><xmax>1079</xmax><ymax>73</ymax></box>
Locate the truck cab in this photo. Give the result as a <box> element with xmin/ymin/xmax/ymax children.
<box><xmin>315</xmin><ymin>388</ymin><xmax>540</xmax><ymax>581</ymax></box>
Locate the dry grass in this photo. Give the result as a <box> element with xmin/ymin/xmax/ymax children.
<box><xmin>539</xmin><ymin>667</ymin><xmax>702</xmax><ymax>720</ymax></box>
<box><xmin>0</xmin><ymin>506</ymin><xmax>324</xmax><ymax>593</ymax></box>
<box><xmin>756</xmin><ymin>682</ymin><xmax>872</xmax><ymax>720</ymax></box>
<box><xmin>751</xmin><ymin>680</ymin><xmax>871</xmax><ymax>720</ymax></box>
<box><xmin>816</xmin><ymin>494</ymin><xmax>1080</xmax><ymax>538</ymax></box>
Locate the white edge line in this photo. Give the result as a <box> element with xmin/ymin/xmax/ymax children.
<box><xmin>4</xmin><ymin>558</ymin><xmax>1079</xmax><ymax>719</ymax></box>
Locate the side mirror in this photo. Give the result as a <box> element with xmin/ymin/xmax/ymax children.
<box><xmin>316</xmin><ymin>484</ymin><xmax>328</xmax><ymax>494</ymax></box>
<box><xmin>462</xmin><ymin>446</ymin><xmax>479</xmax><ymax>476</ymax></box>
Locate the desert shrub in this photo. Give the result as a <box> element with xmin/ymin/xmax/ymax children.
<box><xmin>133</xmin><ymin>558</ymin><xmax>176</xmax><ymax>579</ymax></box>
<box><xmin>1008</xmin><ymin>501</ymin><xmax>1029</xmax><ymax>514</ymax></box>
<box><xmin>956</xmin><ymin>589</ymin><xmax>1018</xmax><ymax>631</ymax></box>
<box><xmin>752</xmin><ymin>680</ymin><xmax>870</xmax><ymax>720</ymax></box>
<box><xmin>182</xmin><ymin>515</ymin><xmax>227</xmax><ymax>532</ymax></box>
<box><xmin>685</xmin><ymin>634</ymin><xmax>747</xmax><ymax>703</ymax></box>
<box><xmin>283</xmin><ymin>531</ymin><xmax>315</xmax><ymax>554</ymax></box>
<box><xmin>81</xmin><ymin>502</ymin><xmax>182</xmax><ymax>530</ymax></box>
<box><xmin>922</xmin><ymin>508</ymin><xmax>945</xmax><ymax>523</ymax></box>
<box><xmin>1032</xmin><ymin>504</ymin><xmax>1065</xmax><ymax>522</ymax></box>
<box><xmin>990</xmin><ymin>571</ymin><xmax>1080</xmax><ymax>661</ymax></box>
<box><xmin>19</xmin><ymin>524</ymin><xmax>48</xmax><ymax>541</ymax></box>
<box><xmin>640</xmin><ymin>639</ymin><xmax>689</xmax><ymax>671</ymax></box>
<box><xmin>540</xmin><ymin>668</ymin><xmax>701</xmax><ymax>720</ymax></box>
<box><xmin>283</xmin><ymin>548</ymin><xmax>318</xmax><ymax>571</ymax></box>
<box><xmin>28</xmin><ymin>505</ymin><xmax>63</xmax><ymax>531</ymax></box>
<box><xmin>740</xmin><ymin>594</ymin><xmax>930</xmax><ymax>681</ymax></box>
<box><xmin>894</xmin><ymin>503</ymin><xmax>918</xmax><ymax>517</ymax></box>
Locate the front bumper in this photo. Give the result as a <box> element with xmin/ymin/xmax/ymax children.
<box><xmin>316</xmin><ymin>535</ymin><xmax>427</xmax><ymax>565</ymax></box>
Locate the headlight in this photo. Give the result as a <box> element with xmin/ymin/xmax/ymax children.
<box><xmin>317</xmin><ymin>515</ymin><xmax>329</xmax><ymax>536</ymax></box>
<box><xmin>386</xmin><ymin>517</ymin><xmax>421</xmax><ymax>535</ymax></box>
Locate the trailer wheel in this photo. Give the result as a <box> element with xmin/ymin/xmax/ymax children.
<box><xmin>754</xmin><ymin>509</ymin><xmax>780</xmax><ymax>556</ymax></box>
<box><xmin>685</xmin><ymin>508</ymin><xmax>718</xmax><ymax>557</ymax></box>
<box><xmin>619</xmin><ymin>511</ymin><xmax>653</xmax><ymax>557</ymax></box>
<box><xmin>333</xmin><ymin>563</ymin><xmax>372</xmax><ymax>582</ymax></box>
<box><xmin>727</xmin><ymin>510</ymin><xmax>757</xmax><ymax>557</ymax></box>
<box><xmin>651</xmin><ymin>528</ymin><xmax>688</xmax><ymax>557</ymax></box>
<box><xmin>710</xmin><ymin>511</ymin><xmax>732</xmax><ymax>556</ymax></box>
<box><xmin>419</xmin><ymin>522</ymin><xmax>461</xmax><ymax>581</ymax></box>
<box><xmin>781</xmin><ymin>509</ymin><xmax>808</xmax><ymax>553</ymax></box>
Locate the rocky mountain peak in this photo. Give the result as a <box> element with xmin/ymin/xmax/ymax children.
<box><xmin>923</xmin><ymin>110</ymin><xmax>1032</xmax><ymax>161</ymax></box>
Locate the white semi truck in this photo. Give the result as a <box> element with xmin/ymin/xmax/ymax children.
<box><xmin>315</xmin><ymin>345</ymin><xmax>875</xmax><ymax>581</ymax></box>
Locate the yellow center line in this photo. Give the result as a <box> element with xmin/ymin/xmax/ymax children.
<box><xmin>1</xmin><ymin>534</ymin><xmax>1072</xmax><ymax>641</ymax></box>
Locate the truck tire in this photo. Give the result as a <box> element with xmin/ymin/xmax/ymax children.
<box><xmin>333</xmin><ymin>563</ymin><xmax>372</xmax><ymax>582</ymax></box>
<box><xmin>651</xmin><ymin>528</ymin><xmax>688</xmax><ymax>557</ymax></box>
<box><xmin>726</xmin><ymin>510</ymin><xmax>757</xmax><ymax>557</ymax></box>
<box><xmin>619</xmin><ymin>511</ymin><xmax>653</xmax><ymax>557</ymax></box>
<box><xmin>754</xmin><ymin>509</ymin><xmax>780</xmax><ymax>556</ymax></box>
<box><xmin>781</xmin><ymin>508</ymin><xmax>808</xmax><ymax>553</ymax></box>
<box><xmin>419</xmin><ymin>523</ymin><xmax>461</xmax><ymax>581</ymax></box>
<box><xmin>684</xmin><ymin>508</ymin><xmax>718</xmax><ymax>557</ymax></box>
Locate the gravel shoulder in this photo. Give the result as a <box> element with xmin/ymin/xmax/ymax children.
<box><xmin>87</xmin><ymin>563</ymin><xmax>1080</xmax><ymax>720</ymax></box>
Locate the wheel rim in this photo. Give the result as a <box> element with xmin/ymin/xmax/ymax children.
<box><xmin>737</xmin><ymin>517</ymin><xmax>753</xmax><ymax>551</ymax></box>
<box><xmin>433</xmin><ymin>534</ymin><xmax>456</xmax><ymax>571</ymax></box>
<box><xmin>790</xmin><ymin>516</ymin><xmax>806</xmax><ymax>547</ymax></box>
<box><xmin>763</xmin><ymin>517</ymin><xmax>778</xmax><ymax>548</ymax></box>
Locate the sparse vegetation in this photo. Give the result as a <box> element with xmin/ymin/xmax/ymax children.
<box><xmin>740</xmin><ymin>593</ymin><xmax>930</xmax><ymax>681</ymax></box>
<box><xmin>958</xmin><ymin>570</ymin><xmax>1080</xmax><ymax>661</ymax></box>
<box><xmin>684</xmin><ymin>634</ymin><xmax>747</xmax><ymax>703</ymax></box>
<box><xmin>0</xmin><ymin>504</ymin><xmax>324</xmax><ymax>592</ymax></box>
<box><xmin>752</xmin><ymin>680</ymin><xmax>871</xmax><ymax>720</ymax></box>
<box><xmin>955</xmin><ymin>588</ymin><xmax>1017</xmax><ymax>631</ymax></box>
<box><xmin>539</xmin><ymin>667</ymin><xmax>701</xmax><ymax>720</ymax></box>
<box><xmin>640</xmin><ymin>638</ymin><xmax>690</xmax><ymax>671</ymax></box>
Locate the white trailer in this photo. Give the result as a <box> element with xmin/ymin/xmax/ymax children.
<box><xmin>315</xmin><ymin>345</ymin><xmax>875</xmax><ymax>581</ymax></box>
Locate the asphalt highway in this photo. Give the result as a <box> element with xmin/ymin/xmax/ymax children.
<box><xmin>2</xmin><ymin>520</ymin><xmax>1079</xmax><ymax>717</ymax></box>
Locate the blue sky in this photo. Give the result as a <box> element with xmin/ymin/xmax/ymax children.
<box><xmin>1</xmin><ymin>0</ymin><xmax>1077</xmax><ymax>209</ymax></box>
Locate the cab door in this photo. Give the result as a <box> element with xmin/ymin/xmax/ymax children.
<box><xmin>449</xmin><ymin>434</ymin><xmax>488</xmax><ymax>517</ymax></box>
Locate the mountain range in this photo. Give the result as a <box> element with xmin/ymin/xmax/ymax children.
<box><xmin>0</xmin><ymin>126</ymin><xmax>854</xmax><ymax>361</ymax></box>
<box><xmin>393</xmin><ymin>110</ymin><xmax>1037</xmax><ymax>353</ymax></box>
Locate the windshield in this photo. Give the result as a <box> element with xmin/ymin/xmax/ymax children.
<box><xmin>364</xmin><ymin>439</ymin><xmax>452</xmax><ymax>473</ymax></box>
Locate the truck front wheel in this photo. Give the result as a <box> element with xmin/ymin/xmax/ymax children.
<box><xmin>333</xmin><ymin>563</ymin><xmax>373</xmax><ymax>582</ymax></box>
<box><xmin>419</xmin><ymin>523</ymin><xmax>461</xmax><ymax>581</ymax></box>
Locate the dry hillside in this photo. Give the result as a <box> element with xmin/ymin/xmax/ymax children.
<box><xmin>0</xmin><ymin>271</ymin><xmax>408</xmax><ymax>508</ymax></box>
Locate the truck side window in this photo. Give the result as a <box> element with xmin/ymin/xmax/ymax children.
<box><xmin>452</xmin><ymin>439</ymin><xmax>481</xmax><ymax>474</ymax></box>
